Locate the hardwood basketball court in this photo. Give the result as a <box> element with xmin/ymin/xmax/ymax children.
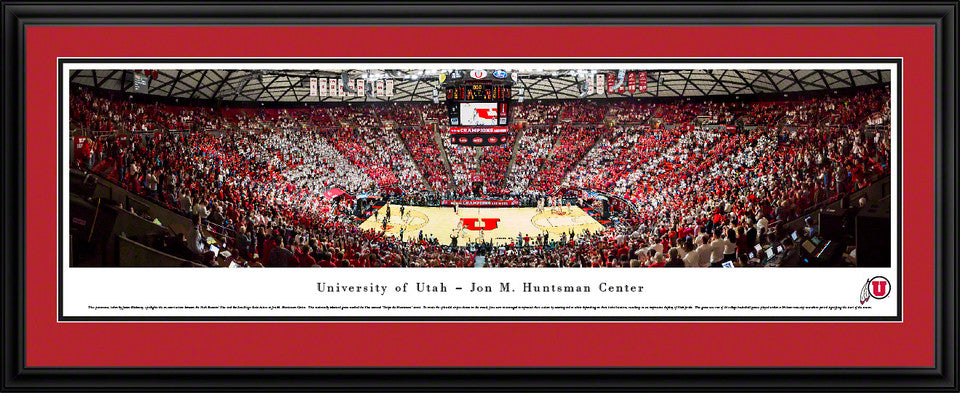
<box><xmin>358</xmin><ymin>205</ymin><xmax>606</xmax><ymax>246</ymax></box>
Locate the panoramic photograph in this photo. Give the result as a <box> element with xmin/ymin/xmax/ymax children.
<box><xmin>66</xmin><ymin>65</ymin><xmax>893</xmax><ymax>269</ymax></box>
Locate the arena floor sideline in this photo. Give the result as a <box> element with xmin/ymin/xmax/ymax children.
<box><xmin>358</xmin><ymin>205</ymin><xmax>606</xmax><ymax>246</ymax></box>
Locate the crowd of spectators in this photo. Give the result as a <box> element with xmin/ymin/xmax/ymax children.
<box><xmin>396</xmin><ymin>126</ymin><xmax>451</xmax><ymax>192</ymax></box>
<box><xmin>649</xmin><ymin>100</ymin><xmax>710</xmax><ymax>125</ymax></box>
<box><xmin>437</xmin><ymin>126</ymin><xmax>478</xmax><ymax>194</ymax></box>
<box><xmin>527</xmin><ymin>125</ymin><xmax>606</xmax><ymax>193</ymax></box>
<box><xmin>384</xmin><ymin>103</ymin><xmax>424</xmax><ymax>126</ymax></box>
<box><xmin>559</xmin><ymin>100</ymin><xmax>607</xmax><ymax>123</ymax></box>
<box><xmin>607</xmin><ymin>100</ymin><xmax>656</xmax><ymax>123</ymax></box>
<box><xmin>352</xmin><ymin>126</ymin><xmax>426</xmax><ymax>191</ymax></box>
<box><xmin>324</xmin><ymin>127</ymin><xmax>402</xmax><ymax>190</ymax></box>
<box><xmin>70</xmin><ymin>86</ymin><xmax>226</xmax><ymax>133</ymax></box>
<box><xmin>512</xmin><ymin>102</ymin><xmax>561</xmax><ymax>124</ymax></box>
<box><xmin>566</xmin><ymin>125</ymin><xmax>683</xmax><ymax>193</ymax></box>
<box><xmin>475</xmin><ymin>138</ymin><xmax>514</xmax><ymax>195</ymax></box>
<box><xmin>258</xmin><ymin>128</ymin><xmax>375</xmax><ymax>196</ymax></box>
<box><xmin>71</xmin><ymin>83</ymin><xmax>891</xmax><ymax>268</ymax></box>
<box><xmin>567</xmin><ymin>122</ymin><xmax>889</xmax><ymax>258</ymax></box>
<box><xmin>505</xmin><ymin>125</ymin><xmax>562</xmax><ymax>194</ymax></box>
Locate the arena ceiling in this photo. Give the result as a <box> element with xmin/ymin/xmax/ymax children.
<box><xmin>69</xmin><ymin>68</ymin><xmax>891</xmax><ymax>103</ymax></box>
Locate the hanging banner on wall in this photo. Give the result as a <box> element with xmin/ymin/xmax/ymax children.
<box><xmin>328</xmin><ymin>79</ymin><xmax>337</xmax><ymax>96</ymax></box>
<box><xmin>317</xmin><ymin>78</ymin><xmax>327</xmax><ymax>96</ymax></box>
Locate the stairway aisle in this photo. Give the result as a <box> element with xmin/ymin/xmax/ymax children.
<box><xmin>431</xmin><ymin>125</ymin><xmax>455</xmax><ymax>191</ymax></box>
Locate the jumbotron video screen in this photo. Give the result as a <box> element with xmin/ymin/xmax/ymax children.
<box><xmin>444</xmin><ymin>71</ymin><xmax>512</xmax><ymax>146</ymax></box>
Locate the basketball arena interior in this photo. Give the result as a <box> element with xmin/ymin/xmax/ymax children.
<box><xmin>67</xmin><ymin>67</ymin><xmax>893</xmax><ymax>268</ymax></box>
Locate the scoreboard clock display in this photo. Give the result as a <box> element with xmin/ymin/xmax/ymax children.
<box><xmin>445</xmin><ymin>84</ymin><xmax>511</xmax><ymax>101</ymax></box>
<box><xmin>444</xmin><ymin>75</ymin><xmax>513</xmax><ymax>146</ymax></box>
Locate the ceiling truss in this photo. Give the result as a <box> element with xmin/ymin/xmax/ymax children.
<box><xmin>69</xmin><ymin>69</ymin><xmax>891</xmax><ymax>103</ymax></box>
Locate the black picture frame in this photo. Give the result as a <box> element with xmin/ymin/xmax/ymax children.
<box><xmin>2</xmin><ymin>2</ymin><xmax>956</xmax><ymax>391</ymax></box>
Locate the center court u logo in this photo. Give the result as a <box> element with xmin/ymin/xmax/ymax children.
<box><xmin>460</xmin><ymin>218</ymin><xmax>500</xmax><ymax>231</ymax></box>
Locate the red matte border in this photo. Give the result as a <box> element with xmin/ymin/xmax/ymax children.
<box><xmin>26</xmin><ymin>26</ymin><xmax>934</xmax><ymax>367</ymax></box>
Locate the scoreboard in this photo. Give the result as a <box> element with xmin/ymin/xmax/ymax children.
<box><xmin>446</xmin><ymin>84</ymin><xmax>511</xmax><ymax>101</ymax></box>
<box><xmin>444</xmin><ymin>73</ymin><xmax>513</xmax><ymax>147</ymax></box>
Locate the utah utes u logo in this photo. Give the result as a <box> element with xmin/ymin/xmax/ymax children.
<box><xmin>461</xmin><ymin>218</ymin><xmax>500</xmax><ymax>231</ymax></box>
<box><xmin>859</xmin><ymin>276</ymin><xmax>892</xmax><ymax>304</ymax></box>
<box><xmin>475</xmin><ymin>108</ymin><xmax>498</xmax><ymax>119</ymax></box>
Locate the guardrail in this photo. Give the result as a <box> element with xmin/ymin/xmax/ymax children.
<box><xmin>116</xmin><ymin>235</ymin><xmax>205</xmax><ymax>267</ymax></box>
<box><xmin>775</xmin><ymin>174</ymin><xmax>891</xmax><ymax>237</ymax></box>
<box><xmin>81</xmin><ymin>169</ymin><xmax>245</xmax><ymax>249</ymax></box>
<box><xmin>82</xmin><ymin>170</ymin><xmax>195</xmax><ymax>236</ymax></box>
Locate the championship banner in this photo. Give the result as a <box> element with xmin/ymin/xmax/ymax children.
<box><xmin>441</xmin><ymin>199</ymin><xmax>520</xmax><ymax>207</ymax></box>
<box><xmin>355</xmin><ymin>79</ymin><xmax>365</xmax><ymax>96</ymax></box>
<box><xmin>328</xmin><ymin>78</ymin><xmax>337</xmax><ymax>96</ymax></box>
<box><xmin>448</xmin><ymin>126</ymin><xmax>509</xmax><ymax>134</ymax></box>
<box><xmin>343</xmin><ymin>78</ymin><xmax>353</xmax><ymax>97</ymax></box>
<box><xmin>637</xmin><ymin>71</ymin><xmax>648</xmax><ymax>93</ymax></box>
<box><xmin>317</xmin><ymin>78</ymin><xmax>327</xmax><ymax>96</ymax></box>
<box><xmin>627</xmin><ymin>72</ymin><xmax>637</xmax><ymax>93</ymax></box>
<box><xmin>385</xmin><ymin>79</ymin><xmax>394</xmax><ymax>97</ymax></box>
<box><xmin>594</xmin><ymin>74</ymin><xmax>604</xmax><ymax>94</ymax></box>
<box><xmin>607</xmin><ymin>73</ymin><xmax>615</xmax><ymax>93</ymax></box>
<box><xmin>375</xmin><ymin>80</ymin><xmax>384</xmax><ymax>96</ymax></box>
<box><xmin>586</xmin><ymin>76</ymin><xmax>595</xmax><ymax>95</ymax></box>
<box><xmin>309</xmin><ymin>77</ymin><xmax>318</xmax><ymax>96</ymax></box>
